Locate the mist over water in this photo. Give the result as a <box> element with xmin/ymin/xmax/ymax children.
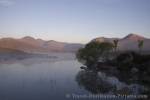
<box><xmin>0</xmin><ymin>53</ymin><xmax>90</xmax><ymax>100</ymax></box>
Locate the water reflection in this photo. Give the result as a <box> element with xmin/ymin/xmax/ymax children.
<box><xmin>76</xmin><ymin>69</ymin><xmax>146</xmax><ymax>96</ymax></box>
<box><xmin>76</xmin><ymin>70</ymin><xmax>115</xmax><ymax>94</ymax></box>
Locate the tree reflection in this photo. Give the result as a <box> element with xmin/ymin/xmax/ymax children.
<box><xmin>75</xmin><ymin>69</ymin><xmax>149</xmax><ymax>98</ymax></box>
<box><xmin>76</xmin><ymin>70</ymin><xmax>115</xmax><ymax>94</ymax></box>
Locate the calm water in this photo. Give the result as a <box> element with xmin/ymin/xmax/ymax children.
<box><xmin>0</xmin><ymin>58</ymin><xmax>89</xmax><ymax>100</ymax></box>
<box><xmin>0</xmin><ymin>54</ymin><xmax>147</xmax><ymax>100</ymax></box>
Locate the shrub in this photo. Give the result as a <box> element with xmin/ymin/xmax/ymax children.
<box><xmin>76</xmin><ymin>41</ymin><xmax>114</xmax><ymax>69</ymax></box>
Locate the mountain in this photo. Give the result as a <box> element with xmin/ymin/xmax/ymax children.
<box><xmin>0</xmin><ymin>38</ymin><xmax>40</xmax><ymax>52</ymax></box>
<box><xmin>64</xmin><ymin>43</ymin><xmax>84</xmax><ymax>52</ymax></box>
<box><xmin>0</xmin><ymin>37</ymin><xmax>84</xmax><ymax>53</ymax></box>
<box><xmin>92</xmin><ymin>33</ymin><xmax>150</xmax><ymax>51</ymax></box>
<box><xmin>119</xmin><ymin>34</ymin><xmax>150</xmax><ymax>51</ymax></box>
<box><xmin>21</xmin><ymin>36</ymin><xmax>45</xmax><ymax>46</ymax></box>
<box><xmin>122</xmin><ymin>33</ymin><xmax>146</xmax><ymax>41</ymax></box>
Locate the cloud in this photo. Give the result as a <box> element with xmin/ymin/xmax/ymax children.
<box><xmin>0</xmin><ymin>0</ymin><xmax>14</xmax><ymax>7</ymax></box>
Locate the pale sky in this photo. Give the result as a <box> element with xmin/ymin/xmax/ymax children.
<box><xmin>0</xmin><ymin>0</ymin><xmax>150</xmax><ymax>43</ymax></box>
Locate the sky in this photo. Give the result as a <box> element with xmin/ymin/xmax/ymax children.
<box><xmin>0</xmin><ymin>0</ymin><xmax>150</xmax><ymax>43</ymax></box>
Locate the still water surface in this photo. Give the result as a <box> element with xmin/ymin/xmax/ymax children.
<box><xmin>0</xmin><ymin>59</ymin><xmax>90</xmax><ymax>100</ymax></box>
<box><xmin>0</xmin><ymin>54</ymin><xmax>146</xmax><ymax>100</ymax></box>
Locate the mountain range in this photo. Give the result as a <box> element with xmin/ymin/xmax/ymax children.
<box><xmin>92</xmin><ymin>33</ymin><xmax>150</xmax><ymax>52</ymax></box>
<box><xmin>0</xmin><ymin>33</ymin><xmax>149</xmax><ymax>54</ymax></box>
<box><xmin>0</xmin><ymin>36</ymin><xmax>84</xmax><ymax>53</ymax></box>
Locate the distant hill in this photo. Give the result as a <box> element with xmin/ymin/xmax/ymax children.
<box><xmin>0</xmin><ymin>47</ymin><xmax>53</xmax><ymax>61</ymax></box>
<box><xmin>0</xmin><ymin>47</ymin><xmax>26</xmax><ymax>54</ymax></box>
<box><xmin>0</xmin><ymin>37</ymin><xmax>84</xmax><ymax>53</ymax></box>
<box><xmin>92</xmin><ymin>33</ymin><xmax>150</xmax><ymax>52</ymax></box>
<box><xmin>122</xmin><ymin>33</ymin><xmax>146</xmax><ymax>41</ymax></box>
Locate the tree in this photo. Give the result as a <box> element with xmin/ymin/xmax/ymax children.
<box><xmin>76</xmin><ymin>41</ymin><xmax>114</xmax><ymax>69</ymax></box>
<box><xmin>113</xmin><ymin>39</ymin><xmax>119</xmax><ymax>53</ymax></box>
<box><xmin>138</xmin><ymin>40</ymin><xmax>144</xmax><ymax>54</ymax></box>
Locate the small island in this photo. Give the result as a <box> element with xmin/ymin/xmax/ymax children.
<box><xmin>76</xmin><ymin>36</ymin><xmax>150</xmax><ymax>99</ymax></box>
